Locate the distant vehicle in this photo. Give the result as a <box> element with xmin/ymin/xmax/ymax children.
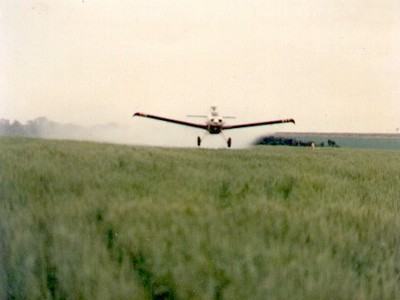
<box><xmin>133</xmin><ymin>106</ymin><xmax>295</xmax><ymax>147</ymax></box>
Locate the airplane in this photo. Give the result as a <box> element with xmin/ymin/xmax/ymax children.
<box><xmin>133</xmin><ymin>106</ymin><xmax>295</xmax><ymax>148</ymax></box>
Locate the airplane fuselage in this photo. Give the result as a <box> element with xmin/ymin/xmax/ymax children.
<box><xmin>206</xmin><ymin>107</ymin><xmax>224</xmax><ymax>134</ymax></box>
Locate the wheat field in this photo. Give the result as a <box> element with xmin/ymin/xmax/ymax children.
<box><xmin>0</xmin><ymin>137</ymin><xmax>399</xmax><ymax>300</ymax></box>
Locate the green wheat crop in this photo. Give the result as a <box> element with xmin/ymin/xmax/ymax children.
<box><xmin>0</xmin><ymin>137</ymin><xmax>399</xmax><ymax>300</ymax></box>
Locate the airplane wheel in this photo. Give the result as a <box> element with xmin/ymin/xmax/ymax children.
<box><xmin>227</xmin><ymin>137</ymin><xmax>232</xmax><ymax>148</ymax></box>
<box><xmin>197</xmin><ymin>136</ymin><xmax>201</xmax><ymax>147</ymax></box>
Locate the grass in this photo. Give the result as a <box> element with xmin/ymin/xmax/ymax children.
<box><xmin>0</xmin><ymin>137</ymin><xmax>399</xmax><ymax>300</ymax></box>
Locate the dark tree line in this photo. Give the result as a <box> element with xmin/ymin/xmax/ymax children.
<box><xmin>255</xmin><ymin>136</ymin><xmax>339</xmax><ymax>148</ymax></box>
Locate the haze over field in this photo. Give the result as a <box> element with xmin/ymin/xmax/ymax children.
<box><xmin>1</xmin><ymin>0</ymin><xmax>399</xmax><ymax>146</ymax></box>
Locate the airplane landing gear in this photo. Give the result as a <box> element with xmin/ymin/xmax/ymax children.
<box><xmin>227</xmin><ymin>137</ymin><xmax>232</xmax><ymax>148</ymax></box>
<box><xmin>197</xmin><ymin>136</ymin><xmax>201</xmax><ymax>147</ymax></box>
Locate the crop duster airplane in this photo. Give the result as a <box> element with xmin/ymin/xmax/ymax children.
<box><xmin>133</xmin><ymin>106</ymin><xmax>295</xmax><ymax>148</ymax></box>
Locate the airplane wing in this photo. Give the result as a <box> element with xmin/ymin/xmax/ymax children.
<box><xmin>222</xmin><ymin>118</ymin><xmax>295</xmax><ymax>130</ymax></box>
<box><xmin>133</xmin><ymin>112</ymin><xmax>207</xmax><ymax>130</ymax></box>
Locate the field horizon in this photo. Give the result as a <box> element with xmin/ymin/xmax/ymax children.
<box><xmin>1</xmin><ymin>137</ymin><xmax>399</xmax><ymax>300</ymax></box>
<box><xmin>258</xmin><ymin>132</ymin><xmax>400</xmax><ymax>150</ymax></box>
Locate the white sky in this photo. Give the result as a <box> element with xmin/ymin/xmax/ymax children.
<box><xmin>1</xmin><ymin>0</ymin><xmax>400</xmax><ymax>146</ymax></box>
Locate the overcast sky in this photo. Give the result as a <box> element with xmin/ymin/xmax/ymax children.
<box><xmin>1</xmin><ymin>0</ymin><xmax>399</xmax><ymax>146</ymax></box>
